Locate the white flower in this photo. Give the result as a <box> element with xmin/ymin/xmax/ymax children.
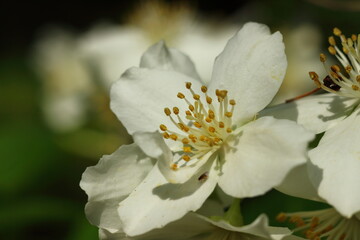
<box><xmin>78</xmin><ymin>1</ymin><xmax>237</xmax><ymax>87</ymax></box>
<box><xmin>272</xmin><ymin>24</ymin><xmax>326</xmax><ymax>104</ymax></box>
<box><xmin>276</xmin><ymin>163</ymin><xmax>360</xmax><ymax>240</ymax></box>
<box><xmin>110</xmin><ymin>22</ymin><xmax>314</xmax><ymax>235</ymax></box>
<box><xmin>262</xmin><ymin>27</ymin><xmax>360</xmax><ymax>218</ymax></box>
<box><xmin>34</xmin><ymin>30</ymin><xmax>94</xmax><ymax>132</ymax></box>
<box><xmin>99</xmin><ymin>213</ymin><xmax>298</xmax><ymax>240</ymax></box>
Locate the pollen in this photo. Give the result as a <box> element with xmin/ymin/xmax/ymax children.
<box><xmin>161</xmin><ymin>83</ymin><xmax>236</xmax><ymax>171</ymax></box>
<box><xmin>311</xmin><ymin>27</ymin><xmax>360</xmax><ymax>98</ymax></box>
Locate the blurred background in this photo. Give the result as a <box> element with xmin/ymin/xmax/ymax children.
<box><xmin>1</xmin><ymin>0</ymin><xmax>360</xmax><ymax>239</ymax></box>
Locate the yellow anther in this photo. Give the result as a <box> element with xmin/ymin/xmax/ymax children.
<box><xmin>216</xmin><ymin>89</ymin><xmax>228</xmax><ymax>99</ymax></box>
<box><xmin>226</xmin><ymin>128</ymin><xmax>232</xmax><ymax>133</ymax></box>
<box><xmin>320</xmin><ymin>53</ymin><xmax>327</xmax><ymax>62</ymax></box>
<box><xmin>199</xmin><ymin>135</ymin><xmax>207</xmax><ymax>142</ymax></box>
<box><xmin>343</xmin><ymin>46</ymin><xmax>349</xmax><ymax>54</ymax></box>
<box><xmin>160</xmin><ymin>124</ymin><xmax>167</xmax><ymax>131</ymax></box>
<box><xmin>201</xmin><ymin>86</ymin><xmax>207</xmax><ymax>93</ymax></box>
<box><xmin>208</xmin><ymin>127</ymin><xmax>215</xmax><ymax>133</ymax></box>
<box><xmin>194</xmin><ymin>122</ymin><xmax>202</xmax><ymax>128</ymax></box>
<box><xmin>351</xmin><ymin>34</ymin><xmax>357</xmax><ymax>41</ymax></box>
<box><xmin>348</xmin><ymin>38</ymin><xmax>353</xmax><ymax>46</ymax></box>
<box><xmin>170</xmin><ymin>134</ymin><xmax>178</xmax><ymax>141</ymax></box>
<box><xmin>276</xmin><ymin>213</ymin><xmax>287</xmax><ymax>222</ymax></box>
<box><xmin>206</xmin><ymin>96</ymin><xmax>212</xmax><ymax>104</ymax></box>
<box><xmin>163</xmin><ymin>132</ymin><xmax>170</xmax><ymax>139</ymax></box>
<box><xmin>229</xmin><ymin>99</ymin><xmax>236</xmax><ymax>105</ymax></box>
<box><xmin>328</xmin><ymin>36</ymin><xmax>336</xmax><ymax>46</ymax></box>
<box><xmin>164</xmin><ymin>107</ymin><xmax>171</xmax><ymax>116</ymax></box>
<box><xmin>178</xmin><ymin>123</ymin><xmax>189</xmax><ymax>132</ymax></box>
<box><xmin>208</xmin><ymin>110</ymin><xmax>215</xmax><ymax>119</ymax></box>
<box><xmin>328</xmin><ymin>46</ymin><xmax>336</xmax><ymax>55</ymax></box>
<box><xmin>182</xmin><ymin>138</ymin><xmax>190</xmax><ymax>144</ymax></box>
<box><xmin>182</xmin><ymin>155</ymin><xmax>191</xmax><ymax>161</ymax></box>
<box><xmin>225</xmin><ymin>112</ymin><xmax>233</xmax><ymax>118</ymax></box>
<box><xmin>186</xmin><ymin>82</ymin><xmax>192</xmax><ymax>89</ymax></box>
<box><xmin>219</xmin><ymin>122</ymin><xmax>225</xmax><ymax>128</ymax></box>
<box><xmin>205</xmin><ymin>117</ymin><xmax>212</xmax><ymax>123</ymax></box>
<box><xmin>310</xmin><ymin>217</ymin><xmax>319</xmax><ymax>228</ymax></box>
<box><xmin>171</xmin><ymin>163</ymin><xmax>178</xmax><ymax>170</ymax></box>
<box><xmin>185</xmin><ymin>110</ymin><xmax>192</xmax><ymax>116</ymax></box>
<box><xmin>330</xmin><ymin>65</ymin><xmax>340</xmax><ymax>72</ymax></box>
<box><xmin>309</xmin><ymin>71</ymin><xmax>319</xmax><ymax>81</ymax></box>
<box><xmin>173</xmin><ymin>107</ymin><xmax>179</xmax><ymax>115</ymax></box>
<box><xmin>333</xmin><ymin>27</ymin><xmax>342</xmax><ymax>36</ymax></box>
<box><xmin>177</xmin><ymin>92</ymin><xmax>185</xmax><ymax>99</ymax></box>
<box><xmin>193</xmin><ymin>94</ymin><xmax>200</xmax><ymax>100</ymax></box>
<box><xmin>183</xmin><ymin>146</ymin><xmax>192</xmax><ymax>153</ymax></box>
<box><xmin>189</xmin><ymin>105</ymin><xmax>195</xmax><ymax>111</ymax></box>
<box><xmin>352</xmin><ymin>85</ymin><xmax>359</xmax><ymax>91</ymax></box>
<box><xmin>356</xmin><ymin>75</ymin><xmax>360</xmax><ymax>83</ymax></box>
<box><xmin>188</xmin><ymin>134</ymin><xmax>197</xmax><ymax>142</ymax></box>
<box><xmin>346</xmin><ymin>65</ymin><xmax>352</xmax><ymax>73</ymax></box>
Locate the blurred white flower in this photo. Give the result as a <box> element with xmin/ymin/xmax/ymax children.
<box><xmin>110</xmin><ymin>22</ymin><xmax>313</xmax><ymax>236</ymax></box>
<box><xmin>34</xmin><ymin>30</ymin><xmax>94</xmax><ymax>132</ymax></box>
<box><xmin>78</xmin><ymin>1</ymin><xmax>237</xmax><ymax>87</ymax></box>
<box><xmin>262</xmin><ymin>27</ymin><xmax>360</xmax><ymax>218</ymax></box>
<box><xmin>272</xmin><ymin>24</ymin><xmax>327</xmax><ymax>104</ymax></box>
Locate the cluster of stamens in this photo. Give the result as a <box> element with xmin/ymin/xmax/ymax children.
<box><xmin>309</xmin><ymin>27</ymin><xmax>360</xmax><ymax>98</ymax></box>
<box><xmin>277</xmin><ymin>209</ymin><xmax>360</xmax><ymax>240</ymax></box>
<box><xmin>159</xmin><ymin>82</ymin><xmax>235</xmax><ymax>170</ymax></box>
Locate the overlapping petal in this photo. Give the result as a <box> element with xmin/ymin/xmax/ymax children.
<box><xmin>309</xmin><ymin>107</ymin><xmax>360</xmax><ymax>217</ymax></box>
<box><xmin>261</xmin><ymin>93</ymin><xmax>359</xmax><ymax>133</ymax></box>
<box><xmin>80</xmin><ymin>144</ymin><xmax>153</xmax><ymax>232</ymax></box>
<box><xmin>218</xmin><ymin>117</ymin><xmax>314</xmax><ymax>198</ymax></box>
<box><xmin>275</xmin><ymin>163</ymin><xmax>322</xmax><ymax>202</ymax></box>
<box><xmin>208</xmin><ymin>22</ymin><xmax>287</xmax><ymax>124</ymax></box>
<box><xmin>140</xmin><ymin>40</ymin><xmax>201</xmax><ymax>81</ymax></box>
<box><xmin>118</xmin><ymin>160</ymin><xmax>218</xmax><ymax>236</ymax></box>
<box><xmin>110</xmin><ymin>67</ymin><xmax>202</xmax><ymax>135</ymax></box>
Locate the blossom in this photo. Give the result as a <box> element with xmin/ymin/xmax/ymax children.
<box><xmin>109</xmin><ymin>22</ymin><xmax>314</xmax><ymax>235</ymax></box>
<box><xmin>99</xmin><ymin>213</ymin><xmax>299</xmax><ymax>240</ymax></box>
<box><xmin>262</xmin><ymin>27</ymin><xmax>360</xmax><ymax>218</ymax></box>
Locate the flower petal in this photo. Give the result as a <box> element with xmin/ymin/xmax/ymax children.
<box><xmin>275</xmin><ymin>163</ymin><xmax>322</xmax><ymax>202</ymax></box>
<box><xmin>100</xmin><ymin>212</ymin><xmax>213</xmax><ymax>240</ymax></box>
<box><xmin>218</xmin><ymin>116</ymin><xmax>314</xmax><ymax>198</ymax></box>
<box><xmin>208</xmin><ymin>22</ymin><xmax>287</xmax><ymax>124</ymax></box>
<box><xmin>80</xmin><ymin>144</ymin><xmax>153</xmax><ymax>232</ymax></box>
<box><xmin>110</xmin><ymin>67</ymin><xmax>202</xmax><ymax>135</ymax></box>
<box><xmin>158</xmin><ymin>149</ymin><xmax>216</xmax><ymax>183</ymax></box>
<box><xmin>140</xmin><ymin>40</ymin><xmax>201</xmax><ymax>81</ymax></box>
<box><xmin>309</xmin><ymin>108</ymin><xmax>360</xmax><ymax>217</ymax></box>
<box><xmin>118</xmin><ymin>160</ymin><xmax>218</xmax><ymax>236</ymax></box>
<box><xmin>260</xmin><ymin>93</ymin><xmax>358</xmax><ymax>134</ymax></box>
<box><xmin>132</xmin><ymin>131</ymin><xmax>172</xmax><ymax>159</ymax></box>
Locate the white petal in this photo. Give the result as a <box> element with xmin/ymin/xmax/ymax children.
<box><xmin>110</xmin><ymin>67</ymin><xmax>202</xmax><ymax>135</ymax></box>
<box><xmin>309</xmin><ymin>108</ymin><xmax>360</xmax><ymax>217</ymax></box>
<box><xmin>80</xmin><ymin>144</ymin><xmax>153</xmax><ymax>232</ymax></box>
<box><xmin>158</xmin><ymin>149</ymin><xmax>216</xmax><ymax>183</ymax></box>
<box><xmin>99</xmin><ymin>229</ymin><xmax>129</xmax><ymax>240</ymax></box>
<box><xmin>208</xmin><ymin>22</ymin><xmax>287</xmax><ymax>124</ymax></box>
<box><xmin>100</xmin><ymin>213</ymin><xmax>212</xmax><ymax>240</ymax></box>
<box><xmin>118</xmin><ymin>161</ymin><xmax>218</xmax><ymax>236</ymax></box>
<box><xmin>260</xmin><ymin>93</ymin><xmax>358</xmax><ymax>134</ymax></box>
<box><xmin>218</xmin><ymin>117</ymin><xmax>314</xmax><ymax>198</ymax></box>
<box><xmin>140</xmin><ymin>41</ymin><xmax>201</xmax><ymax>81</ymax></box>
<box><xmin>201</xmin><ymin>214</ymin><xmax>290</xmax><ymax>239</ymax></box>
<box><xmin>132</xmin><ymin>131</ymin><xmax>172</xmax><ymax>159</ymax></box>
<box><xmin>275</xmin><ymin>163</ymin><xmax>322</xmax><ymax>202</ymax></box>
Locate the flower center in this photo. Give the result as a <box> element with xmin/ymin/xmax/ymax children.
<box><xmin>159</xmin><ymin>82</ymin><xmax>235</xmax><ymax>170</ymax></box>
<box><xmin>277</xmin><ymin>208</ymin><xmax>360</xmax><ymax>240</ymax></box>
<box><xmin>309</xmin><ymin>27</ymin><xmax>360</xmax><ymax>98</ymax></box>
